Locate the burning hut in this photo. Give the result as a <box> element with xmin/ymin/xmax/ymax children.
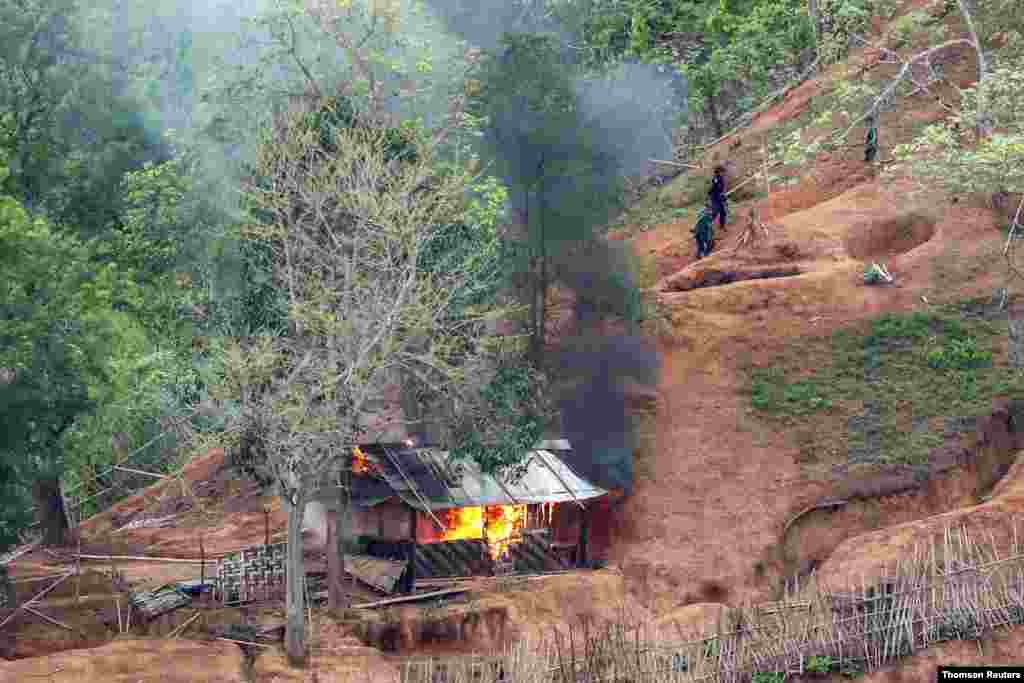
<box><xmin>312</xmin><ymin>439</ymin><xmax>612</xmax><ymax>594</ymax></box>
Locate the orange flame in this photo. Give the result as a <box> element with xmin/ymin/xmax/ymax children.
<box><xmin>352</xmin><ymin>446</ymin><xmax>378</xmax><ymax>475</ymax></box>
<box><xmin>484</xmin><ymin>504</ymin><xmax>527</xmax><ymax>561</ymax></box>
<box><xmin>439</xmin><ymin>506</ymin><xmax>484</xmax><ymax>541</ymax></box>
<box><xmin>436</xmin><ymin>504</ymin><xmax>528</xmax><ymax>561</ymax></box>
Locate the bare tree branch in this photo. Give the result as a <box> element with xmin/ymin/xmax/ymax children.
<box><xmin>835</xmin><ymin>39</ymin><xmax>974</xmax><ymax>144</ymax></box>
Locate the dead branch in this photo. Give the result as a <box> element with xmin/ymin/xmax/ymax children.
<box><xmin>0</xmin><ymin>571</ymin><xmax>73</xmax><ymax>631</ymax></box>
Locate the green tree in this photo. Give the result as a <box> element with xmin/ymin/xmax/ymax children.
<box><xmin>468</xmin><ymin>32</ymin><xmax>648</xmax><ymax>359</ymax></box>
<box><xmin>0</xmin><ymin>155</ymin><xmax>129</xmax><ymax>548</ymax></box>
<box><xmin>0</xmin><ymin>0</ymin><xmax>169</xmax><ymax>237</ymax></box>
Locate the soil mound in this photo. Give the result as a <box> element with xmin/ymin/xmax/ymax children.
<box><xmin>844</xmin><ymin>211</ymin><xmax>937</xmax><ymax>261</ymax></box>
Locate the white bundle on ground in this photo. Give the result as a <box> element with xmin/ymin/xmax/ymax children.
<box><xmin>864</xmin><ymin>262</ymin><xmax>894</xmax><ymax>285</ymax></box>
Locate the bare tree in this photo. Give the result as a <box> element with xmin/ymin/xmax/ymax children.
<box><xmin>213</xmin><ymin>98</ymin><xmax>522</xmax><ymax>666</ymax></box>
<box><xmin>837</xmin><ymin>0</ymin><xmax>992</xmax><ymax>144</ymax></box>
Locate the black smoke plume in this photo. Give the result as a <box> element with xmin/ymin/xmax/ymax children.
<box><xmin>423</xmin><ymin>0</ymin><xmax>679</xmax><ymax>492</ymax></box>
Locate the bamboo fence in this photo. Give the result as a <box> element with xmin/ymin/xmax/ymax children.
<box><xmin>393</xmin><ymin>521</ymin><xmax>1024</xmax><ymax>683</ymax></box>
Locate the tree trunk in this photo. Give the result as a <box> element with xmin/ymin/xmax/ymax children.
<box><xmin>337</xmin><ymin>481</ymin><xmax>356</xmax><ymax>608</ymax></box>
<box><xmin>284</xmin><ymin>493</ymin><xmax>307</xmax><ymax>667</ymax></box>
<box><xmin>808</xmin><ymin>0</ymin><xmax>820</xmax><ymax>61</ymax></box>
<box><xmin>326</xmin><ymin>512</ymin><xmax>341</xmax><ymax>610</ymax></box>
<box><xmin>525</xmin><ymin>187</ymin><xmax>540</xmax><ymax>363</ymax></box>
<box><xmin>538</xmin><ymin>170</ymin><xmax>548</xmax><ymax>361</ymax></box>
<box><xmin>955</xmin><ymin>0</ymin><xmax>991</xmax><ymax>138</ymax></box>
<box><xmin>706</xmin><ymin>91</ymin><xmax>724</xmax><ymax>139</ymax></box>
<box><xmin>33</xmin><ymin>475</ymin><xmax>68</xmax><ymax>547</ymax></box>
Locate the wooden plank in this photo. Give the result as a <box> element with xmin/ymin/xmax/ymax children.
<box><xmin>344</xmin><ymin>554</ymin><xmax>407</xmax><ymax>595</ymax></box>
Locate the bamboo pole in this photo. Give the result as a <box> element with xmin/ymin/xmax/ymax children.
<box><xmin>0</xmin><ymin>571</ymin><xmax>74</xmax><ymax>630</ymax></box>
<box><xmin>216</xmin><ymin>637</ymin><xmax>272</xmax><ymax>648</ymax></box>
<box><xmin>12</xmin><ymin>573</ymin><xmax>72</xmax><ymax>584</ymax></box>
<box><xmin>22</xmin><ymin>605</ymin><xmax>78</xmax><ymax>633</ymax></box>
<box><xmin>649</xmin><ymin>159</ymin><xmax>700</xmax><ymax>169</ymax></box>
<box><xmin>168</xmin><ymin>611</ymin><xmax>201</xmax><ymax>638</ymax></box>
<box><xmin>71</xmin><ymin>553</ymin><xmax>213</xmax><ymax>564</ymax></box>
<box><xmin>112</xmin><ymin>465</ymin><xmax>168</xmax><ymax>479</ymax></box>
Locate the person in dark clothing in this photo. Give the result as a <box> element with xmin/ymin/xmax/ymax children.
<box><xmin>864</xmin><ymin>114</ymin><xmax>879</xmax><ymax>163</ymax></box>
<box><xmin>708</xmin><ymin>165</ymin><xmax>728</xmax><ymax>230</ymax></box>
<box><xmin>692</xmin><ymin>204</ymin><xmax>716</xmax><ymax>259</ymax></box>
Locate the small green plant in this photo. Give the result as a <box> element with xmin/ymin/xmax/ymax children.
<box><xmin>751</xmin><ymin>368</ymin><xmax>832</xmax><ymax>415</ymax></box>
<box><xmin>751</xmin><ymin>672</ymin><xmax>786</xmax><ymax>683</ymax></box>
<box><xmin>887</xmin><ymin>10</ymin><xmax>947</xmax><ymax>48</ymax></box>
<box><xmin>747</xmin><ymin>302</ymin><xmax>1024</xmax><ymax>467</ymax></box>
<box><xmin>807</xmin><ymin>655</ymin><xmax>835</xmax><ymax>674</ymax></box>
<box><xmin>925</xmin><ymin>336</ymin><xmax>993</xmax><ymax>370</ymax></box>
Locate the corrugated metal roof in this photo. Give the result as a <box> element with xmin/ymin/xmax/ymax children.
<box><xmin>313</xmin><ymin>440</ymin><xmax>608</xmax><ymax>510</ymax></box>
<box><xmin>364</xmin><ymin>444</ymin><xmax>607</xmax><ymax>510</ymax></box>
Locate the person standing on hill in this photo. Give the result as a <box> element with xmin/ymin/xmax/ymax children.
<box><xmin>708</xmin><ymin>165</ymin><xmax>728</xmax><ymax>230</ymax></box>
<box><xmin>864</xmin><ymin>114</ymin><xmax>879</xmax><ymax>163</ymax></box>
<box><xmin>692</xmin><ymin>202</ymin><xmax>716</xmax><ymax>259</ymax></box>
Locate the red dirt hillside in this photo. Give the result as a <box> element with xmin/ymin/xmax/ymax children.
<box><xmin>6</xmin><ymin>1</ymin><xmax>1024</xmax><ymax>680</ymax></box>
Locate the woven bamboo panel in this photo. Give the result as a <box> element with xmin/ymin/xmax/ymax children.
<box><xmin>217</xmin><ymin>542</ymin><xmax>287</xmax><ymax>604</ymax></box>
<box><xmin>414</xmin><ymin>540</ymin><xmax>489</xmax><ymax>578</ymax></box>
<box><xmin>414</xmin><ymin>531</ymin><xmax>568</xmax><ymax>578</ymax></box>
<box><xmin>508</xmin><ymin>530</ymin><xmax>569</xmax><ymax>573</ymax></box>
